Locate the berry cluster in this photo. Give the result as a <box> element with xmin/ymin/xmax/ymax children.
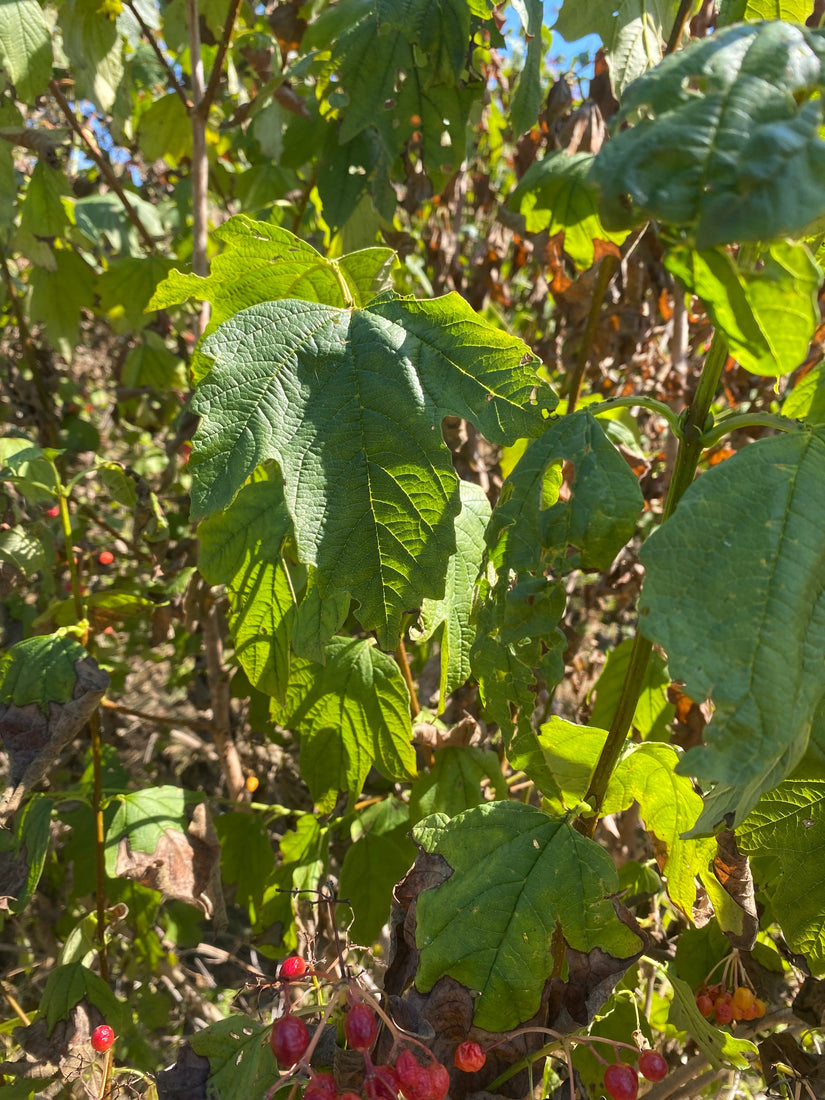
<box><xmin>268</xmin><ymin>956</ymin><xmax>451</xmax><ymax>1100</ymax></box>
<box><xmin>600</xmin><ymin>1051</ymin><xmax>668</xmax><ymax>1100</ymax></box>
<box><xmin>694</xmin><ymin>983</ymin><xmax>766</xmax><ymax>1025</ymax></box>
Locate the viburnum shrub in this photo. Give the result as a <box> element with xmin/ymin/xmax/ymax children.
<box><xmin>1</xmin><ymin>3</ymin><xmax>824</xmax><ymax>1100</ymax></box>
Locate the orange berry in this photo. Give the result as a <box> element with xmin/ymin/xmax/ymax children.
<box><xmin>754</xmin><ymin>998</ymin><xmax>767</xmax><ymax>1018</ymax></box>
<box><xmin>733</xmin><ymin>987</ymin><xmax>755</xmax><ymax>1012</ymax></box>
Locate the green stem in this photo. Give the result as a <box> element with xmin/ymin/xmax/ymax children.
<box><xmin>591</xmin><ymin>395</ymin><xmax>682</xmax><ymax>437</ymax></box>
<box><xmin>700</xmin><ymin>410</ymin><xmax>801</xmax><ymax>451</ymax></box>
<box><xmin>575</xmin><ymin>331</ymin><xmax>729</xmax><ymax>836</ymax></box>
<box><xmin>90</xmin><ymin>706</ymin><xmax>109</xmax><ymax>983</ymax></box>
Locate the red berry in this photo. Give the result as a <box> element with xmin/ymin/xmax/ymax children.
<box><xmin>395</xmin><ymin>1051</ymin><xmax>432</xmax><ymax>1100</ymax></box>
<box><xmin>270</xmin><ymin>1015</ymin><xmax>309</xmax><ymax>1065</ymax></box>
<box><xmin>365</xmin><ymin>1064</ymin><xmax>399</xmax><ymax>1100</ymax></box>
<box><xmin>454</xmin><ymin>1041</ymin><xmax>486</xmax><ymax>1073</ymax></box>
<box><xmin>46</xmin><ymin>505</ymin><xmax>60</xmax><ymax>518</ymax></box>
<box><xmin>603</xmin><ymin>1063</ymin><xmax>638</xmax><ymax>1100</ymax></box>
<box><xmin>714</xmin><ymin>994</ymin><xmax>734</xmax><ymax>1026</ymax></box>
<box><xmin>340</xmin><ymin>1094</ymin><xmax>362</xmax><ymax>1100</ymax></box>
<box><xmin>91</xmin><ymin>1024</ymin><xmax>115</xmax><ymax>1053</ymax></box>
<box><xmin>98</xmin><ymin>550</ymin><xmax>115</xmax><ymax>565</ymax></box>
<box><xmin>427</xmin><ymin>1063</ymin><xmax>449</xmax><ymax>1100</ymax></box>
<box><xmin>280</xmin><ymin>955</ymin><xmax>308</xmax><ymax>980</ymax></box>
<box><xmin>695</xmin><ymin>992</ymin><xmax>714</xmax><ymax>1018</ymax></box>
<box><xmin>344</xmin><ymin>1002</ymin><xmax>377</xmax><ymax>1052</ymax></box>
<box><xmin>307</xmin><ymin>1073</ymin><xmax>337</xmax><ymax>1100</ymax></box>
<box><xmin>638</xmin><ymin>1050</ymin><xmax>668</xmax><ymax>1082</ymax></box>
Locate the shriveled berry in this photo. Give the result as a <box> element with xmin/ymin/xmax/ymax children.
<box><xmin>345</xmin><ymin>1003</ymin><xmax>377</xmax><ymax>1052</ymax></box>
<box><xmin>603</xmin><ymin>1063</ymin><xmax>638</xmax><ymax>1100</ymax></box>
<box><xmin>638</xmin><ymin>1050</ymin><xmax>668</xmax><ymax>1082</ymax></box>
<box><xmin>91</xmin><ymin>1024</ymin><xmax>115</xmax><ymax>1053</ymax></box>
<box><xmin>280</xmin><ymin>955</ymin><xmax>308</xmax><ymax>980</ymax></box>
<box><xmin>454</xmin><ymin>1041</ymin><xmax>486</xmax><ymax>1073</ymax></box>
<box><xmin>270</xmin><ymin>1015</ymin><xmax>309</xmax><ymax>1065</ymax></box>
<box><xmin>427</xmin><ymin>1062</ymin><xmax>449</xmax><ymax>1100</ymax></box>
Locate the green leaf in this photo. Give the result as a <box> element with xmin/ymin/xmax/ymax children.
<box><xmin>40</xmin><ymin>962</ymin><xmax>126</xmax><ymax>1034</ymax></box>
<box><xmin>737</xmin><ymin>745</ymin><xmax>825</xmax><ymax>975</ymax></box>
<box><xmin>590</xmin><ymin>22</ymin><xmax>825</xmax><ymax>247</ymax></box>
<box><xmin>743</xmin><ymin>0</ymin><xmax>810</xmax><ymax>16</ymax></box>
<box><xmin>59</xmin><ymin>0</ymin><xmax>124</xmax><ymax>112</ymax></box>
<box><xmin>603</xmin><ymin>743</ymin><xmax>714</xmax><ymax>919</ymax></box>
<box><xmin>409</xmin><ymin>745</ymin><xmax>507</xmax><ymax>820</ymax></box>
<box><xmin>190</xmin><ymin>293</ymin><xmax>553</xmax><ymax>646</ymax></box>
<box><xmin>510</xmin><ymin>0</ymin><xmax>545</xmax><ymax>136</ymax></box>
<box><xmin>0</xmin><ymin>630</ymin><xmax>88</xmax><ymax>709</ymax></box>
<box><xmin>29</xmin><ymin>249</ymin><xmax>96</xmax><ymax>361</ymax></box>
<box><xmin>273</xmin><ymin>637</ymin><xmax>416</xmax><ymax>810</ymax></box>
<box><xmin>667</xmin><ymin>970</ymin><xmax>757</xmax><ymax>1069</ymax></box>
<box><xmin>136</xmin><ymin>93</ymin><xmax>192</xmax><ymax>165</ymax></box>
<box><xmin>104</xmin><ymin>785</ymin><xmax>187</xmax><ymax>875</ymax></box>
<box><xmin>98</xmin><ymin>255</ymin><xmax>174</xmax><ymax>329</ymax></box>
<box><xmin>213</xmin><ymin>811</ymin><xmax>276</xmax><ymax>917</ymax></box>
<box><xmin>149</xmin><ymin>215</ymin><xmax>394</xmax><ymax>321</ymax></box>
<box><xmin>509</xmin><ymin>152</ymin><xmax>629</xmax><ymax>270</ymax></box>
<box><xmin>412</xmin><ymin>480</ymin><xmax>490</xmax><ymax>702</ymax></box>
<box><xmin>589</xmin><ymin>637</ymin><xmax>675</xmax><ymax>741</ymax></box>
<box><xmin>783</xmin><ymin>361</ymin><xmax>825</xmax><ymax>424</ymax></box>
<box><xmin>75</xmin><ymin>192</ymin><xmax>164</xmax><ymax>255</ymax></box>
<box><xmin>0</xmin><ymin>794</ymin><xmax>51</xmax><ymax>915</ymax></box>
<box><xmin>665</xmin><ymin>242</ymin><xmax>821</xmax><ymax>377</ymax></box>
<box><xmin>19</xmin><ymin>161</ymin><xmax>70</xmax><ymax>239</ymax></box>
<box><xmin>198</xmin><ymin>474</ymin><xmax>296</xmax><ymax>700</ymax></box>
<box><xmin>413</xmin><ymin>802</ymin><xmax>644</xmax><ymax>1031</ymax></box>
<box><xmin>339</xmin><ymin>797</ymin><xmax>416</xmax><ymax>943</ymax></box>
<box><xmin>639</xmin><ymin>428</ymin><xmax>825</xmax><ymax>829</ymax></box>
<box><xmin>121</xmin><ymin>332</ymin><xmax>187</xmax><ymax>390</ymax></box>
<box><xmin>488</xmin><ymin>410</ymin><xmax>642</xmax><ymax>576</ymax></box>
<box><xmin>0</xmin><ymin>0</ymin><xmax>51</xmax><ymax>102</ymax></box>
<box><xmin>508</xmin><ymin>717</ymin><xmax>606</xmax><ymax>812</ymax></box>
<box><xmin>188</xmin><ymin>1016</ymin><xmax>277</xmax><ymax>1100</ymax></box>
<box><xmin>555</xmin><ymin>0</ymin><xmax>680</xmax><ymax>98</ymax></box>
<box><xmin>0</xmin><ymin>525</ymin><xmax>49</xmax><ymax>576</ymax></box>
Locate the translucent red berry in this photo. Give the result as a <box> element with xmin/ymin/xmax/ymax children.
<box><xmin>46</xmin><ymin>505</ymin><xmax>60</xmax><ymax>518</ymax></box>
<box><xmin>270</xmin><ymin>1015</ymin><xmax>309</xmax><ymax>1065</ymax></box>
<box><xmin>454</xmin><ymin>1041</ymin><xmax>486</xmax><ymax>1073</ymax></box>
<box><xmin>603</xmin><ymin>1062</ymin><xmax>638</xmax><ymax>1100</ymax></box>
<box><xmin>91</xmin><ymin>1024</ymin><xmax>115</xmax><ymax>1053</ymax></box>
<box><xmin>365</xmin><ymin>1064</ymin><xmax>399</xmax><ymax>1100</ymax></box>
<box><xmin>427</xmin><ymin>1062</ymin><xmax>450</xmax><ymax>1100</ymax></box>
<box><xmin>344</xmin><ymin>1002</ymin><xmax>377</xmax><ymax>1052</ymax></box>
<box><xmin>280</xmin><ymin>955</ymin><xmax>308</xmax><ymax>980</ymax></box>
<box><xmin>98</xmin><ymin>550</ymin><xmax>115</xmax><ymax>565</ymax></box>
<box><xmin>638</xmin><ymin>1050</ymin><xmax>668</xmax><ymax>1082</ymax></box>
<box><xmin>696</xmin><ymin>992</ymin><xmax>714</xmax><ymax>1018</ymax></box>
<box><xmin>305</xmin><ymin>1072</ymin><xmax>337</xmax><ymax>1100</ymax></box>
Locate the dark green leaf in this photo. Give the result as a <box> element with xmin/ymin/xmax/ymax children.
<box><xmin>29</xmin><ymin>249</ymin><xmax>96</xmax><ymax>361</ymax></box>
<box><xmin>591</xmin><ymin>22</ymin><xmax>825</xmax><ymax>247</ymax></box>
<box><xmin>510</xmin><ymin>0</ymin><xmax>545</xmax><ymax>136</ymax></box>
<box><xmin>413</xmin><ymin>802</ymin><xmax>644</xmax><ymax>1031</ymax></box>
<box><xmin>189</xmin><ymin>1017</ymin><xmax>277</xmax><ymax>1100</ymax></box>
<box><xmin>0</xmin><ymin>630</ymin><xmax>88</xmax><ymax>709</ymax></box>
<box><xmin>640</xmin><ymin>428</ymin><xmax>825</xmax><ymax>829</ymax></box>
<box><xmin>589</xmin><ymin>637</ymin><xmax>675</xmax><ymax>741</ymax></box>
<box><xmin>40</xmin><ymin>962</ymin><xmax>126</xmax><ymax>1034</ymax></box>
<box><xmin>190</xmin><ymin>293</ymin><xmax>553</xmax><ymax>645</ymax></box>
<box><xmin>409</xmin><ymin>745</ymin><xmax>507</xmax><ymax>820</ymax></box>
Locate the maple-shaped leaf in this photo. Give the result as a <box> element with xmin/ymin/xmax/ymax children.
<box><xmin>590</xmin><ymin>21</ymin><xmax>825</xmax><ymax>247</ymax></box>
<box><xmin>189</xmin><ymin>293</ymin><xmax>554</xmax><ymax>646</ymax></box>
<box><xmin>188</xmin><ymin>1016</ymin><xmax>277</xmax><ymax>1100</ymax></box>
<box><xmin>641</xmin><ymin>428</ymin><xmax>825</xmax><ymax>830</ymax></box>
<box><xmin>273</xmin><ymin>636</ymin><xmax>416</xmax><ymax>811</ymax></box>
<box><xmin>603</xmin><ymin>743</ymin><xmax>714</xmax><ymax>920</ymax></box>
<box><xmin>412</xmin><ymin>802</ymin><xmax>644</xmax><ymax>1031</ymax></box>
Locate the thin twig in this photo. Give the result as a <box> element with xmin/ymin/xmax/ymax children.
<box><xmin>49</xmin><ymin>80</ymin><xmax>157</xmax><ymax>253</ymax></box>
<box><xmin>200</xmin><ymin>0</ymin><xmax>244</xmax><ymax>116</ymax></box>
<box><xmin>665</xmin><ymin>0</ymin><xmax>694</xmax><ymax>55</ymax></box>
<box><xmin>100</xmin><ymin>697</ymin><xmax>216</xmax><ymax>733</ymax></box>
<box><xmin>202</xmin><ymin>595</ymin><xmax>246</xmax><ymax>799</ymax></box>
<box><xmin>394</xmin><ymin>640</ymin><xmax>421</xmax><ymax>718</ymax></box>
<box><xmin>123</xmin><ymin>0</ymin><xmax>192</xmax><ymax>108</ymax></box>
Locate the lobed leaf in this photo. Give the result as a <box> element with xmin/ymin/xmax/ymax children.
<box><xmin>413</xmin><ymin>802</ymin><xmax>644</xmax><ymax>1031</ymax></box>
<box><xmin>190</xmin><ymin>293</ymin><xmax>553</xmax><ymax>646</ymax></box>
<box><xmin>591</xmin><ymin>21</ymin><xmax>825</xmax><ymax>248</ymax></box>
<box><xmin>640</xmin><ymin>428</ymin><xmax>825</xmax><ymax>829</ymax></box>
